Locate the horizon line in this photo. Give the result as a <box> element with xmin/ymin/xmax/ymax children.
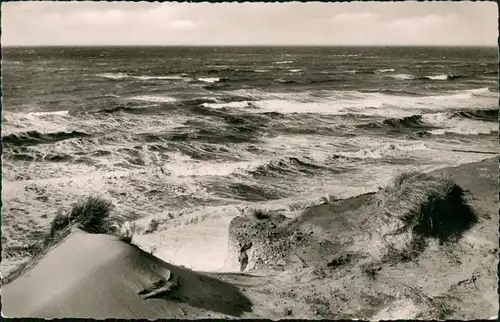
<box><xmin>3</xmin><ymin>44</ymin><xmax>497</xmax><ymax>48</ymax></box>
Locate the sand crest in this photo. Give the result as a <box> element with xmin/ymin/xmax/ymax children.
<box><xmin>2</xmin><ymin>230</ymin><xmax>252</xmax><ymax>318</ymax></box>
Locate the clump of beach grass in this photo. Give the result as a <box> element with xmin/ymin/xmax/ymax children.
<box><xmin>374</xmin><ymin>171</ymin><xmax>477</xmax><ymax>262</ymax></box>
<box><xmin>49</xmin><ymin>196</ymin><xmax>116</xmax><ymax>238</ymax></box>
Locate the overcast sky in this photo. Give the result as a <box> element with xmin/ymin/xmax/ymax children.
<box><xmin>2</xmin><ymin>1</ymin><xmax>497</xmax><ymax>46</ymax></box>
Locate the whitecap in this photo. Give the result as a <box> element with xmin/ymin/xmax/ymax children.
<box><xmin>198</xmin><ymin>77</ymin><xmax>220</xmax><ymax>83</ymax></box>
<box><xmin>134</xmin><ymin>75</ymin><xmax>186</xmax><ymax>81</ymax></box>
<box><xmin>129</xmin><ymin>95</ymin><xmax>177</xmax><ymax>103</ymax></box>
<box><xmin>202</xmin><ymin>101</ymin><xmax>253</xmax><ymax>109</ymax></box>
<box><xmin>98</xmin><ymin>73</ymin><xmax>187</xmax><ymax>81</ymax></box>
<box><xmin>468</xmin><ymin>87</ymin><xmax>496</xmax><ymax>97</ymax></box>
<box><xmin>162</xmin><ymin>159</ymin><xmax>269</xmax><ymax>178</ymax></box>
<box><xmin>26</xmin><ymin>110</ymin><xmax>70</xmax><ymax>117</ymax></box>
<box><xmin>98</xmin><ymin>73</ymin><xmax>129</xmax><ymax>80</ymax></box>
<box><xmin>429</xmin><ymin>127</ymin><xmax>496</xmax><ymax>136</ymax></box>
<box><xmin>425</xmin><ymin>74</ymin><xmax>449</xmax><ymax>81</ymax></box>
<box><xmin>336</xmin><ymin>142</ymin><xmax>428</xmax><ymax>160</ymax></box>
<box><xmin>388</xmin><ymin>74</ymin><xmax>415</xmax><ymax>80</ymax></box>
<box><xmin>228</xmin><ymin>87</ymin><xmax>496</xmax><ymax>117</ymax></box>
<box><xmin>377</xmin><ymin>68</ymin><xmax>395</xmax><ymax>73</ymax></box>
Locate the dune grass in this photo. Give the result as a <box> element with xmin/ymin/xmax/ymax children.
<box><xmin>49</xmin><ymin>196</ymin><xmax>115</xmax><ymax>238</ymax></box>
<box><xmin>375</xmin><ymin>171</ymin><xmax>478</xmax><ymax>262</ymax></box>
<box><xmin>3</xmin><ymin>196</ymin><xmax>131</xmax><ymax>285</ymax></box>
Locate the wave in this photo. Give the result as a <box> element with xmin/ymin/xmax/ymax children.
<box><xmin>423</xmin><ymin>74</ymin><xmax>463</xmax><ymax>81</ymax></box>
<box><xmin>3</xmin><ymin>110</ymin><xmax>72</xmax><ymax>127</ymax></box>
<box><xmin>274</xmin><ymin>78</ymin><xmax>299</xmax><ymax>84</ymax></box>
<box><xmin>197</xmin><ymin>77</ymin><xmax>227</xmax><ymax>83</ymax></box>
<box><xmin>420</xmin><ymin>110</ymin><xmax>499</xmax><ymax>136</ymax></box>
<box><xmin>129</xmin><ymin>95</ymin><xmax>178</xmax><ymax>103</ymax></box>
<box><xmin>98</xmin><ymin>73</ymin><xmax>128</xmax><ymax>80</ymax></box>
<box><xmin>359</xmin><ymin>115</ymin><xmax>430</xmax><ymax>130</ymax></box>
<box><xmin>273</xmin><ymin>61</ymin><xmax>293</xmax><ymax>64</ymax></box>
<box><xmin>367</xmin><ymin>89</ymin><xmax>423</xmax><ymax>97</ymax></box>
<box><xmin>224</xmin><ymin>87</ymin><xmax>495</xmax><ymax>117</ymax></box>
<box><xmin>26</xmin><ymin>110</ymin><xmax>70</xmax><ymax>117</ymax></box>
<box><xmin>429</xmin><ymin>127</ymin><xmax>498</xmax><ymax>136</ymax></box>
<box><xmin>308</xmin><ymin>78</ymin><xmax>342</xmax><ymax>85</ymax></box>
<box><xmin>383</xmin><ymin>115</ymin><xmax>426</xmax><ymax>128</ymax></box>
<box><xmin>388</xmin><ymin>74</ymin><xmax>415</xmax><ymax>80</ymax></box>
<box><xmin>333</xmin><ymin>142</ymin><xmax>428</xmax><ymax>160</ymax></box>
<box><xmin>201</xmin><ymin>101</ymin><xmax>257</xmax><ymax>109</ymax></box>
<box><xmin>205</xmin><ymin>68</ymin><xmax>271</xmax><ymax>74</ymax></box>
<box><xmin>341</xmin><ymin>68</ymin><xmax>395</xmax><ymax>74</ymax></box>
<box><xmin>451</xmin><ymin>109</ymin><xmax>498</xmax><ymax>122</ymax></box>
<box><xmin>388</xmin><ymin>73</ymin><xmax>464</xmax><ymax>81</ymax></box>
<box><xmin>361</xmin><ymin>108</ymin><xmax>498</xmax><ymax>133</ymax></box>
<box><xmin>273</xmin><ymin>77</ymin><xmax>341</xmax><ymax>85</ymax></box>
<box><xmin>354</xmin><ymin>69</ymin><xmax>376</xmax><ymax>74</ymax></box>
<box><xmin>425</xmin><ymin>75</ymin><xmax>449</xmax><ymax>81</ymax></box>
<box><xmin>95</xmin><ymin>105</ymin><xmax>146</xmax><ymax>114</ymax></box>
<box><xmin>248</xmin><ymin>156</ymin><xmax>341</xmax><ymax>178</ymax></box>
<box><xmin>3</xmin><ymin>130</ymin><xmax>89</xmax><ymax>147</ymax></box>
<box><xmin>377</xmin><ymin>68</ymin><xmax>395</xmax><ymax>73</ymax></box>
<box><xmin>153</xmin><ymin>124</ymin><xmax>262</xmax><ymax>145</ymax></box>
<box><xmin>158</xmin><ymin>159</ymin><xmax>268</xmax><ymax>178</ymax></box>
<box><xmin>289</xmin><ymin>69</ymin><xmax>303</xmax><ymax>73</ymax></box>
<box><xmin>7</xmin><ymin>150</ymin><xmax>73</xmax><ymax>163</ymax></box>
<box><xmin>419</xmin><ymin>109</ymin><xmax>498</xmax><ymax>124</ymax></box>
<box><xmin>98</xmin><ymin>73</ymin><xmax>188</xmax><ymax>81</ymax></box>
<box><xmin>467</xmin><ymin>87</ymin><xmax>497</xmax><ymax>97</ymax></box>
<box><xmin>134</xmin><ymin>75</ymin><xmax>186</xmax><ymax>81</ymax></box>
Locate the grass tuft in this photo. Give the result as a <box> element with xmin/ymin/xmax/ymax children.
<box><xmin>49</xmin><ymin>210</ymin><xmax>72</xmax><ymax>239</ymax></box>
<box><xmin>375</xmin><ymin>171</ymin><xmax>478</xmax><ymax>261</ymax></box>
<box><xmin>66</xmin><ymin>196</ymin><xmax>116</xmax><ymax>235</ymax></box>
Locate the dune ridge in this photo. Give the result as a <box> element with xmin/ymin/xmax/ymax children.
<box><xmin>2</xmin><ymin>157</ymin><xmax>498</xmax><ymax>319</ymax></box>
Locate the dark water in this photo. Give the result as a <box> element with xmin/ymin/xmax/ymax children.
<box><xmin>3</xmin><ymin>46</ymin><xmax>497</xmax><ymax>113</ymax></box>
<box><xmin>2</xmin><ymin>46</ymin><xmax>498</xmax><ymax>213</ymax></box>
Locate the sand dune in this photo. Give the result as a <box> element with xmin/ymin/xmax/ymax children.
<box><xmin>2</xmin><ymin>230</ymin><xmax>252</xmax><ymax>318</ymax></box>
<box><xmin>2</xmin><ymin>157</ymin><xmax>498</xmax><ymax>319</ymax></box>
<box><xmin>224</xmin><ymin>157</ymin><xmax>498</xmax><ymax>319</ymax></box>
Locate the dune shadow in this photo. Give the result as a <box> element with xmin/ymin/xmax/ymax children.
<box><xmin>132</xmin><ymin>245</ymin><xmax>253</xmax><ymax>317</ymax></box>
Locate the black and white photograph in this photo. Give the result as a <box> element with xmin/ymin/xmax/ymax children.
<box><xmin>1</xmin><ymin>1</ymin><xmax>498</xmax><ymax>319</ymax></box>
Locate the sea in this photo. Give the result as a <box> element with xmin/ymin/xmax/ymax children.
<box><xmin>2</xmin><ymin>46</ymin><xmax>498</xmax><ymax>271</ymax></box>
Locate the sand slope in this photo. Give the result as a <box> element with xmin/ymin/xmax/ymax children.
<box><xmin>2</xmin><ymin>230</ymin><xmax>252</xmax><ymax>318</ymax></box>
<box><xmin>225</xmin><ymin>157</ymin><xmax>498</xmax><ymax>319</ymax></box>
<box><xmin>3</xmin><ymin>157</ymin><xmax>498</xmax><ymax>319</ymax></box>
